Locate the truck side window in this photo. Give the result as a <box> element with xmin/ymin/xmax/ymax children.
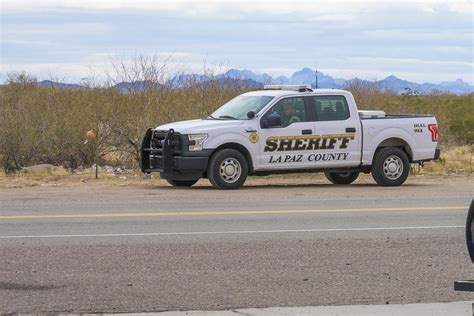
<box><xmin>313</xmin><ymin>96</ymin><xmax>350</xmax><ymax>121</ymax></box>
<box><xmin>264</xmin><ymin>97</ymin><xmax>307</xmax><ymax>127</ymax></box>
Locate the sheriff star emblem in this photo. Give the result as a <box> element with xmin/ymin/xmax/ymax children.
<box><xmin>249</xmin><ymin>132</ymin><xmax>259</xmax><ymax>144</ymax></box>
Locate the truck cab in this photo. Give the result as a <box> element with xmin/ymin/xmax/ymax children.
<box><xmin>141</xmin><ymin>85</ymin><xmax>440</xmax><ymax>189</ymax></box>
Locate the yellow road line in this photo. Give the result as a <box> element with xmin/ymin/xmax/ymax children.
<box><xmin>0</xmin><ymin>205</ymin><xmax>467</xmax><ymax>219</ymax></box>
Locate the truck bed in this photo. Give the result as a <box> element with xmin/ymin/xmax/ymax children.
<box><xmin>360</xmin><ymin>114</ymin><xmax>438</xmax><ymax>165</ymax></box>
<box><xmin>361</xmin><ymin>114</ymin><xmax>435</xmax><ymax>119</ymax></box>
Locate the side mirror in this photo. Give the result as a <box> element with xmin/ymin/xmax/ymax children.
<box><xmin>247</xmin><ymin>111</ymin><xmax>255</xmax><ymax>119</ymax></box>
<box><xmin>466</xmin><ymin>199</ymin><xmax>474</xmax><ymax>262</ymax></box>
<box><xmin>263</xmin><ymin>113</ymin><xmax>282</xmax><ymax>128</ymax></box>
<box><xmin>454</xmin><ymin>199</ymin><xmax>474</xmax><ymax>292</ymax></box>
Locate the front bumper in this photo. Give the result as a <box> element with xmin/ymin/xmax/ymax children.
<box><xmin>455</xmin><ymin>280</ymin><xmax>474</xmax><ymax>292</ymax></box>
<box><xmin>140</xmin><ymin>128</ymin><xmax>211</xmax><ymax>180</ymax></box>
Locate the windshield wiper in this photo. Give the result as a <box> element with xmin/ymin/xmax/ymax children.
<box><xmin>218</xmin><ymin>115</ymin><xmax>238</xmax><ymax>120</ymax></box>
<box><xmin>207</xmin><ymin>114</ymin><xmax>219</xmax><ymax>120</ymax></box>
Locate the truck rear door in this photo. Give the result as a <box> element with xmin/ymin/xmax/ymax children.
<box><xmin>309</xmin><ymin>95</ymin><xmax>362</xmax><ymax>168</ymax></box>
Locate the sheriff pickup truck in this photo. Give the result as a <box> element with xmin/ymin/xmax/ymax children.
<box><xmin>141</xmin><ymin>85</ymin><xmax>440</xmax><ymax>189</ymax></box>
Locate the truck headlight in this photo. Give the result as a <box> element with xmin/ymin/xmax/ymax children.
<box><xmin>188</xmin><ymin>134</ymin><xmax>208</xmax><ymax>151</ymax></box>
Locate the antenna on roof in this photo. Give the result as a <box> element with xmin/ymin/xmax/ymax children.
<box><xmin>315</xmin><ymin>60</ymin><xmax>318</xmax><ymax>89</ymax></box>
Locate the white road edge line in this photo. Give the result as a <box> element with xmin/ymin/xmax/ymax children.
<box><xmin>0</xmin><ymin>225</ymin><xmax>463</xmax><ymax>239</ymax></box>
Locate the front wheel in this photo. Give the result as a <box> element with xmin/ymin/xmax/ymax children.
<box><xmin>166</xmin><ymin>179</ymin><xmax>199</xmax><ymax>187</ymax></box>
<box><xmin>371</xmin><ymin>147</ymin><xmax>410</xmax><ymax>186</ymax></box>
<box><xmin>324</xmin><ymin>171</ymin><xmax>359</xmax><ymax>184</ymax></box>
<box><xmin>208</xmin><ymin>149</ymin><xmax>248</xmax><ymax>189</ymax></box>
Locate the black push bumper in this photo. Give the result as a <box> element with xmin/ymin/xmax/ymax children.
<box><xmin>455</xmin><ymin>280</ymin><xmax>474</xmax><ymax>292</ymax></box>
<box><xmin>140</xmin><ymin>128</ymin><xmax>211</xmax><ymax>180</ymax></box>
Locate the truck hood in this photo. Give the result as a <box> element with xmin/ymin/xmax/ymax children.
<box><xmin>155</xmin><ymin>119</ymin><xmax>245</xmax><ymax>134</ymax></box>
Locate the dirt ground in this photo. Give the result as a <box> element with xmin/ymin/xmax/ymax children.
<box><xmin>0</xmin><ymin>172</ymin><xmax>472</xmax><ymax>203</ymax></box>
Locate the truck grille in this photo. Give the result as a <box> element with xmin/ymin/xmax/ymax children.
<box><xmin>150</xmin><ymin>130</ymin><xmax>181</xmax><ymax>153</ymax></box>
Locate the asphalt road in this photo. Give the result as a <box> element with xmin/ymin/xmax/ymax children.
<box><xmin>1</xmin><ymin>176</ymin><xmax>473</xmax><ymax>313</ymax></box>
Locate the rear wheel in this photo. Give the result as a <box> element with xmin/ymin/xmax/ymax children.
<box><xmin>324</xmin><ymin>171</ymin><xmax>359</xmax><ymax>184</ymax></box>
<box><xmin>166</xmin><ymin>179</ymin><xmax>199</xmax><ymax>187</ymax></box>
<box><xmin>371</xmin><ymin>147</ymin><xmax>410</xmax><ymax>186</ymax></box>
<box><xmin>208</xmin><ymin>149</ymin><xmax>248</xmax><ymax>189</ymax></box>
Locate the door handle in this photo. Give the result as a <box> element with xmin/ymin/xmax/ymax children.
<box><xmin>346</xmin><ymin>127</ymin><xmax>356</xmax><ymax>133</ymax></box>
<box><xmin>302</xmin><ymin>129</ymin><xmax>312</xmax><ymax>135</ymax></box>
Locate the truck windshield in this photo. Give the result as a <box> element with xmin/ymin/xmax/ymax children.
<box><xmin>209</xmin><ymin>95</ymin><xmax>274</xmax><ymax>120</ymax></box>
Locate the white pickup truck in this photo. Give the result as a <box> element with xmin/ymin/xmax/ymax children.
<box><xmin>141</xmin><ymin>85</ymin><xmax>440</xmax><ymax>189</ymax></box>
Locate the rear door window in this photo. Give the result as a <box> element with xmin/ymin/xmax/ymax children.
<box><xmin>312</xmin><ymin>96</ymin><xmax>350</xmax><ymax>121</ymax></box>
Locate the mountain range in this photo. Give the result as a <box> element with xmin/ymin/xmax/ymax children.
<box><xmin>220</xmin><ymin>68</ymin><xmax>473</xmax><ymax>95</ymax></box>
<box><xmin>37</xmin><ymin>67</ymin><xmax>473</xmax><ymax>95</ymax></box>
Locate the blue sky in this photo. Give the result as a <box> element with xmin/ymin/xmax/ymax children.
<box><xmin>1</xmin><ymin>0</ymin><xmax>472</xmax><ymax>84</ymax></box>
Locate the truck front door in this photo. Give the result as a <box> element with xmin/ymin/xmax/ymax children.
<box><xmin>257</xmin><ymin>96</ymin><xmax>316</xmax><ymax>170</ymax></box>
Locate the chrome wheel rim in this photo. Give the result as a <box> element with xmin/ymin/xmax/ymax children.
<box><xmin>219</xmin><ymin>158</ymin><xmax>241</xmax><ymax>183</ymax></box>
<box><xmin>383</xmin><ymin>155</ymin><xmax>403</xmax><ymax>180</ymax></box>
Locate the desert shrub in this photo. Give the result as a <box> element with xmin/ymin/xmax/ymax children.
<box><xmin>0</xmin><ymin>74</ymin><xmax>45</xmax><ymax>172</ymax></box>
<box><xmin>0</xmin><ymin>68</ymin><xmax>472</xmax><ymax>173</ymax></box>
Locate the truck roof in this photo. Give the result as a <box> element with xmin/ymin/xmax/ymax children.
<box><xmin>243</xmin><ymin>89</ymin><xmax>350</xmax><ymax>97</ymax></box>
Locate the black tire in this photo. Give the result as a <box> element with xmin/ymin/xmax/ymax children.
<box><xmin>371</xmin><ymin>147</ymin><xmax>410</xmax><ymax>186</ymax></box>
<box><xmin>166</xmin><ymin>179</ymin><xmax>199</xmax><ymax>187</ymax></box>
<box><xmin>208</xmin><ymin>149</ymin><xmax>248</xmax><ymax>189</ymax></box>
<box><xmin>324</xmin><ymin>171</ymin><xmax>359</xmax><ymax>184</ymax></box>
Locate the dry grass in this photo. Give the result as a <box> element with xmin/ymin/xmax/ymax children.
<box><xmin>0</xmin><ymin>168</ymin><xmax>168</xmax><ymax>189</ymax></box>
<box><xmin>413</xmin><ymin>145</ymin><xmax>473</xmax><ymax>175</ymax></box>
<box><xmin>1</xmin><ymin>146</ymin><xmax>471</xmax><ymax>189</ymax></box>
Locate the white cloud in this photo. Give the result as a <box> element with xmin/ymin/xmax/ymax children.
<box><xmin>308</xmin><ymin>14</ymin><xmax>354</xmax><ymax>22</ymax></box>
<box><xmin>91</xmin><ymin>51</ymin><xmax>193</xmax><ymax>58</ymax></box>
<box><xmin>0</xmin><ymin>62</ymin><xmax>112</xmax><ymax>82</ymax></box>
<box><xmin>0</xmin><ymin>39</ymin><xmax>53</xmax><ymax>46</ymax></box>
<box><xmin>349</xmin><ymin>56</ymin><xmax>473</xmax><ymax>69</ymax></box>
<box><xmin>363</xmin><ymin>29</ymin><xmax>472</xmax><ymax>43</ymax></box>
<box><xmin>2</xmin><ymin>23</ymin><xmax>113</xmax><ymax>37</ymax></box>
<box><xmin>2</xmin><ymin>0</ymin><xmax>471</xmax><ymax>17</ymax></box>
<box><xmin>1</xmin><ymin>0</ymin><xmax>471</xmax><ymax>84</ymax></box>
<box><xmin>0</xmin><ymin>59</ymin><xmax>226</xmax><ymax>82</ymax></box>
<box><xmin>157</xmin><ymin>52</ymin><xmax>193</xmax><ymax>57</ymax></box>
